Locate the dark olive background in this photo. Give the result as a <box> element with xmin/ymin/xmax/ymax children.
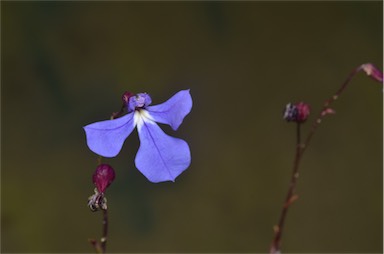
<box><xmin>1</xmin><ymin>2</ymin><xmax>382</xmax><ymax>253</ymax></box>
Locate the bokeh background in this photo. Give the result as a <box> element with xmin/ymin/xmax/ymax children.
<box><xmin>1</xmin><ymin>1</ymin><xmax>382</xmax><ymax>253</ymax></box>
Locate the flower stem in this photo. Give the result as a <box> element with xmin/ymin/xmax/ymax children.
<box><xmin>301</xmin><ymin>64</ymin><xmax>363</xmax><ymax>157</ymax></box>
<box><xmin>270</xmin><ymin>64</ymin><xmax>375</xmax><ymax>253</ymax></box>
<box><xmin>100</xmin><ymin>208</ymin><xmax>108</xmax><ymax>253</ymax></box>
<box><xmin>270</xmin><ymin>123</ymin><xmax>302</xmax><ymax>253</ymax></box>
<box><xmin>89</xmin><ymin>207</ymin><xmax>109</xmax><ymax>253</ymax></box>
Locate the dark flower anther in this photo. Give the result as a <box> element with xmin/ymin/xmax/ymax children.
<box><xmin>93</xmin><ymin>164</ymin><xmax>115</xmax><ymax>194</ymax></box>
<box><xmin>283</xmin><ymin>102</ymin><xmax>310</xmax><ymax>123</ymax></box>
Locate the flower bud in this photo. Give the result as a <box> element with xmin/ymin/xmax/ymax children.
<box><xmin>92</xmin><ymin>164</ymin><xmax>115</xmax><ymax>194</ymax></box>
<box><xmin>295</xmin><ymin>102</ymin><xmax>310</xmax><ymax>122</ymax></box>
<box><xmin>361</xmin><ymin>63</ymin><xmax>383</xmax><ymax>83</ymax></box>
<box><xmin>283</xmin><ymin>102</ymin><xmax>310</xmax><ymax>123</ymax></box>
<box><xmin>122</xmin><ymin>91</ymin><xmax>134</xmax><ymax>105</ymax></box>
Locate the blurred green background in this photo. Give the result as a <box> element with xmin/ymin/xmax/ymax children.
<box><xmin>1</xmin><ymin>2</ymin><xmax>382</xmax><ymax>253</ymax></box>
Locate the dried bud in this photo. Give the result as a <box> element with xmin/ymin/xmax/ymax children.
<box><xmin>283</xmin><ymin>103</ymin><xmax>297</xmax><ymax>122</ymax></box>
<box><xmin>283</xmin><ymin>102</ymin><xmax>310</xmax><ymax>123</ymax></box>
<box><xmin>361</xmin><ymin>63</ymin><xmax>383</xmax><ymax>83</ymax></box>
<box><xmin>88</xmin><ymin>188</ymin><xmax>107</xmax><ymax>212</ymax></box>
<box><xmin>93</xmin><ymin>164</ymin><xmax>115</xmax><ymax>194</ymax></box>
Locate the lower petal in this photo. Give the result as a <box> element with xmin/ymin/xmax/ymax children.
<box><xmin>83</xmin><ymin>113</ymin><xmax>135</xmax><ymax>157</ymax></box>
<box><xmin>135</xmin><ymin>121</ymin><xmax>191</xmax><ymax>183</ymax></box>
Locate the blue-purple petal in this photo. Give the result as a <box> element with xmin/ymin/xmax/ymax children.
<box><xmin>146</xmin><ymin>89</ymin><xmax>192</xmax><ymax>130</ymax></box>
<box><xmin>135</xmin><ymin>121</ymin><xmax>191</xmax><ymax>183</ymax></box>
<box><xmin>83</xmin><ymin>113</ymin><xmax>135</xmax><ymax>157</ymax></box>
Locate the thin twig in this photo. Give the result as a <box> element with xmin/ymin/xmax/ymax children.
<box><xmin>270</xmin><ymin>123</ymin><xmax>302</xmax><ymax>253</ymax></box>
<box><xmin>301</xmin><ymin>65</ymin><xmax>363</xmax><ymax>157</ymax></box>
<box><xmin>88</xmin><ymin>204</ymin><xmax>109</xmax><ymax>253</ymax></box>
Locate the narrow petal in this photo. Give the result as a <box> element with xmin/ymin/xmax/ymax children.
<box><xmin>83</xmin><ymin>113</ymin><xmax>135</xmax><ymax>157</ymax></box>
<box><xmin>146</xmin><ymin>89</ymin><xmax>192</xmax><ymax>130</ymax></box>
<box><xmin>135</xmin><ymin>119</ymin><xmax>191</xmax><ymax>183</ymax></box>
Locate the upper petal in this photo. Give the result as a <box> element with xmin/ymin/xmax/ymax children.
<box><xmin>135</xmin><ymin>120</ymin><xmax>191</xmax><ymax>183</ymax></box>
<box><xmin>146</xmin><ymin>89</ymin><xmax>192</xmax><ymax>130</ymax></box>
<box><xmin>83</xmin><ymin>113</ymin><xmax>135</xmax><ymax>157</ymax></box>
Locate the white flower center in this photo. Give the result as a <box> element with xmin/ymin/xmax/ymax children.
<box><xmin>134</xmin><ymin>109</ymin><xmax>155</xmax><ymax>130</ymax></box>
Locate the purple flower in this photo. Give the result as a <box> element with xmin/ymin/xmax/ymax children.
<box><xmin>84</xmin><ymin>89</ymin><xmax>192</xmax><ymax>183</ymax></box>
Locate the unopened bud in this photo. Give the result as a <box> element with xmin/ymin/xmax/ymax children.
<box><xmin>295</xmin><ymin>102</ymin><xmax>310</xmax><ymax>122</ymax></box>
<box><xmin>93</xmin><ymin>164</ymin><xmax>115</xmax><ymax>194</ymax></box>
<box><xmin>283</xmin><ymin>102</ymin><xmax>310</xmax><ymax>123</ymax></box>
<box><xmin>361</xmin><ymin>63</ymin><xmax>383</xmax><ymax>83</ymax></box>
<box><xmin>122</xmin><ymin>91</ymin><xmax>134</xmax><ymax>105</ymax></box>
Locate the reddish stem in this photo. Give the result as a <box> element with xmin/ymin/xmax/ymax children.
<box><xmin>269</xmin><ymin>64</ymin><xmax>375</xmax><ymax>253</ymax></box>
<box><xmin>270</xmin><ymin>123</ymin><xmax>302</xmax><ymax>253</ymax></box>
<box><xmin>89</xmin><ymin>207</ymin><xmax>109</xmax><ymax>254</ymax></box>
<box><xmin>100</xmin><ymin>208</ymin><xmax>108</xmax><ymax>253</ymax></box>
<box><xmin>301</xmin><ymin>65</ymin><xmax>363</xmax><ymax>157</ymax></box>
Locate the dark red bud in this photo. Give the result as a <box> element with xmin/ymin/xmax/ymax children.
<box><xmin>283</xmin><ymin>102</ymin><xmax>310</xmax><ymax>123</ymax></box>
<box><xmin>295</xmin><ymin>102</ymin><xmax>310</xmax><ymax>122</ymax></box>
<box><xmin>92</xmin><ymin>164</ymin><xmax>115</xmax><ymax>193</ymax></box>
<box><xmin>122</xmin><ymin>91</ymin><xmax>134</xmax><ymax>105</ymax></box>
